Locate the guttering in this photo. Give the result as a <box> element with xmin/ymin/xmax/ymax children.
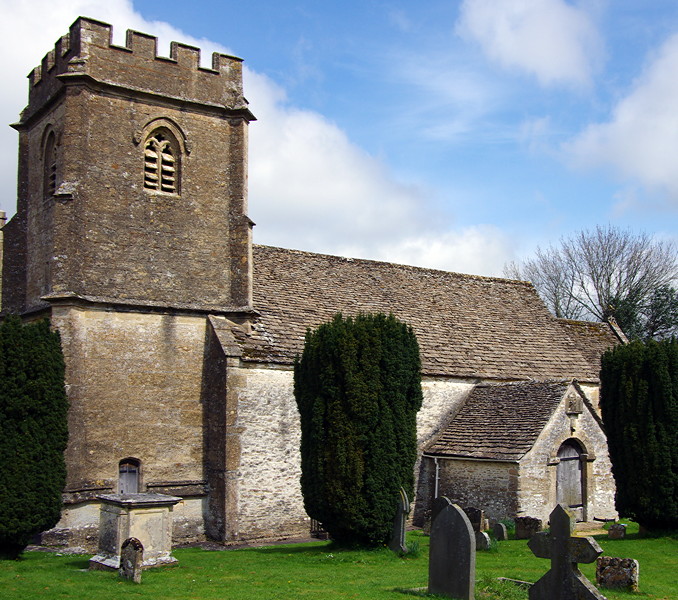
<box><xmin>422</xmin><ymin>453</ymin><xmax>520</xmax><ymax>465</ymax></box>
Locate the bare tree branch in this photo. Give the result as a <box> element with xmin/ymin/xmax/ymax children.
<box><xmin>505</xmin><ymin>226</ymin><xmax>678</xmax><ymax>338</ymax></box>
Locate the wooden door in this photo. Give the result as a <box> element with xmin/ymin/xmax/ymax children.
<box><xmin>556</xmin><ymin>442</ymin><xmax>583</xmax><ymax>521</ymax></box>
<box><xmin>119</xmin><ymin>460</ymin><xmax>139</xmax><ymax>494</ymax></box>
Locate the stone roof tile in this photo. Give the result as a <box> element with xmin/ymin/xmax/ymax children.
<box><xmin>427</xmin><ymin>381</ymin><xmax>569</xmax><ymax>461</ymax></box>
<box><xmin>248</xmin><ymin>245</ymin><xmax>612</xmax><ymax>381</ymax></box>
<box><xmin>556</xmin><ymin>319</ymin><xmax>622</xmax><ymax>374</ymax></box>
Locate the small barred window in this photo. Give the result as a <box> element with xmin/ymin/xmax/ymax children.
<box><xmin>144</xmin><ymin>131</ymin><xmax>179</xmax><ymax>193</ymax></box>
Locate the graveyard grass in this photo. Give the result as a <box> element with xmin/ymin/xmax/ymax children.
<box><xmin>1</xmin><ymin>524</ymin><xmax>676</xmax><ymax>600</ymax></box>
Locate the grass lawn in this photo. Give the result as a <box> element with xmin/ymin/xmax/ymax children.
<box><xmin>1</xmin><ymin>524</ymin><xmax>676</xmax><ymax>600</ymax></box>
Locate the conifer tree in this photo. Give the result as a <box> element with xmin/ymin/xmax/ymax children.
<box><xmin>0</xmin><ymin>316</ymin><xmax>69</xmax><ymax>558</ymax></box>
<box><xmin>294</xmin><ymin>313</ymin><xmax>422</xmax><ymax>546</ymax></box>
<box><xmin>600</xmin><ymin>338</ymin><xmax>677</xmax><ymax>529</ymax></box>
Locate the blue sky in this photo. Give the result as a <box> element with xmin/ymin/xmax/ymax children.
<box><xmin>1</xmin><ymin>0</ymin><xmax>677</xmax><ymax>276</ymax></box>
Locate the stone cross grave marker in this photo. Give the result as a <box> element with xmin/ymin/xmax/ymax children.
<box><xmin>119</xmin><ymin>537</ymin><xmax>143</xmax><ymax>584</ymax></box>
<box><xmin>388</xmin><ymin>487</ymin><xmax>410</xmax><ymax>553</ymax></box>
<box><xmin>528</xmin><ymin>504</ymin><xmax>606</xmax><ymax>600</ymax></box>
<box><xmin>428</xmin><ymin>496</ymin><xmax>476</xmax><ymax>600</ymax></box>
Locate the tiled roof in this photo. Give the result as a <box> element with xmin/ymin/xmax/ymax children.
<box><xmin>426</xmin><ymin>381</ymin><xmax>569</xmax><ymax>461</ymax></box>
<box><xmin>244</xmin><ymin>245</ymin><xmax>613</xmax><ymax>381</ymax></box>
<box><xmin>557</xmin><ymin>318</ymin><xmax>623</xmax><ymax>373</ymax></box>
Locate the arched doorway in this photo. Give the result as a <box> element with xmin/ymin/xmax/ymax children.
<box><xmin>556</xmin><ymin>440</ymin><xmax>584</xmax><ymax>521</ymax></box>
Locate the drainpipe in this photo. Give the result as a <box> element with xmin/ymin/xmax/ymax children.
<box><xmin>434</xmin><ymin>456</ymin><xmax>440</xmax><ymax>499</ymax></box>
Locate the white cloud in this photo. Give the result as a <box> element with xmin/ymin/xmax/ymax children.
<box><xmin>456</xmin><ymin>0</ymin><xmax>603</xmax><ymax>88</ymax></box>
<box><xmin>247</xmin><ymin>69</ymin><xmax>431</xmax><ymax>246</ymax></box>
<box><xmin>0</xmin><ymin>0</ymin><xmax>515</xmax><ymax>277</ymax></box>
<box><xmin>566</xmin><ymin>33</ymin><xmax>678</xmax><ymax>208</ymax></box>
<box><xmin>372</xmin><ymin>226</ymin><xmax>516</xmax><ymax>276</ymax></box>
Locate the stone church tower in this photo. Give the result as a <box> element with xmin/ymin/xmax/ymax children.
<box><xmin>2</xmin><ymin>17</ymin><xmax>257</xmax><ymax>547</ymax></box>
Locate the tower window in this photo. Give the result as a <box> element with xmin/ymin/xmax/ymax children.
<box><xmin>144</xmin><ymin>131</ymin><xmax>179</xmax><ymax>194</ymax></box>
<box><xmin>43</xmin><ymin>131</ymin><xmax>57</xmax><ymax>198</ymax></box>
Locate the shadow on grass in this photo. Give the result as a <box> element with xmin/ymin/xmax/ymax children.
<box><xmin>250</xmin><ymin>539</ymin><xmax>399</xmax><ymax>553</ymax></box>
<box><xmin>250</xmin><ymin>542</ymin><xmax>334</xmax><ymax>556</ymax></box>
<box><xmin>64</xmin><ymin>558</ymin><xmax>91</xmax><ymax>570</ymax></box>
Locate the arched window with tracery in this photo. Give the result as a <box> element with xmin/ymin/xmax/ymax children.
<box><xmin>43</xmin><ymin>131</ymin><xmax>57</xmax><ymax>198</ymax></box>
<box><xmin>143</xmin><ymin>129</ymin><xmax>180</xmax><ymax>194</ymax></box>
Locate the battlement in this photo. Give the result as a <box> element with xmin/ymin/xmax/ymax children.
<box><xmin>22</xmin><ymin>17</ymin><xmax>252</xmax><ymax>123</ymax></box>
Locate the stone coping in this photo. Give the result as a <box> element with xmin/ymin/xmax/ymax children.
<box><xmin>97</xmin><ymin>493</ymin><xmax>182</xmax><ymax>507</ymax></box>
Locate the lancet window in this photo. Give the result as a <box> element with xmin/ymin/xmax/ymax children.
<box><xmin>43</xmin><ymin>131</ymin><xmax>57</xmax><ymax>198</ymax></box>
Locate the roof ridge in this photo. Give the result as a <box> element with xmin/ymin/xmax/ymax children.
<box><xmin>253</xmin><ymin>244</ymin><xmax>535</xmax><ymax>286</ymax></box>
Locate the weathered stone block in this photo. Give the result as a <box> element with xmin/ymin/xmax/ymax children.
<box><xmin>607</xmin><ymin>523</ymin><xmax>627</xmax><ymax>540</ymax></box>
<box><xmin>515</xmin><ymin>516</ymin><xmax>542</xmax><ymax>539</ymax></box>
<box><xmin>596</xmin><ymin>556</ymin><xmax>639</xmax><ymax>591</ymax></box>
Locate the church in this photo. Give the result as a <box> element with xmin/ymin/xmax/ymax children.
<box><xmin>0</xmin><ymin>18</ymin><xmax>621</xmax><ymax>551</ymax></box>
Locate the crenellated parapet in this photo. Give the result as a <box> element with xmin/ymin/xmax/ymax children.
<box><xmin>21</xmin><ymin>17</ymin><xmax>253</xmax><ymax>124</ymax></box>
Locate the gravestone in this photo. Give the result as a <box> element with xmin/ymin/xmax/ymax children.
<box><xmin>475</xmin><ymin>531</ymin><xmax>491</xmax><ymax>550</ymax></box>
<box><xmin>596</xmin><ymin>556</ymin><xmax>639</xmax><ymax>592</ymax></box>
<box><xmin>528</xmin><ymin>504</ymin><xmax>606</xmax><ymax>600</ymax></box>
<box><xmin>493</xmin><ymin>522</ymin><xmax>508</xmax><ymax>541</ymax></box>
<box><xmin>607</xmin><ymin>524</ymin><xmax>627</xmax><ymax>540</ymax></box>
<box><xmin>119</xmin><ymin>537</ymin><xmax>143</xmax><ymax>583</ymax></box>
<box><xmin>515</xmin><ymin>516</ymin><xmax>542</xmax><ymax>539</ymax></box>
<box><xmin>388</xmin><ymin>487</ymin><xmax>410</xmax><ymax>553</ymax></box>
<box><xmin>428</xmin><ymin>496</ymin><xmax>476</xmax><ymax>600</ymax></box>
<box><xmin>463</xmin><ymin>506</ymin><xmax>485</xmax><ymax>532</ymax></box>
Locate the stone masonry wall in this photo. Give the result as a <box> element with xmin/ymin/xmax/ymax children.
<box><xmin>48</xmin><ymin>304</ymin><xmax>210</xmax><ymax>548</ymax></box>
<box><xmin>435</xmin><ymin>459</ymin><xmax>518</xmax><ymax>522</ymax></box>
<box><xmin>235</xmin><ymin>366</ymin><xmax>309</xmax><ymax>540</ymax></box>
<box><xmin>20</xmin><ymin>89</ymin><xmax>250</xmax><ymax>311</ymax></box>
<box><xmin>229</xmin><ymin>370</ymin><xmax>478</xmax><ymax>541</ymax></box>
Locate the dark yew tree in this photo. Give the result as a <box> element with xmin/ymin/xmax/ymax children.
<box><xmin>600</xmin><ymin>338</ymin><xmax>678</xmax><ymax>530</ymax></box>
<box><xmin>0</xmin><ymin>316</ymin><xmax>68</xmax><ymax>558</ymax></box>
<box><xmin>294</xmin><ymin>313</ymin><xmax>422</xmax><ymax>546</ymax></box>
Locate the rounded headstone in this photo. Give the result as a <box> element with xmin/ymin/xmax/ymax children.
<box><xmin>493</xmin><ymin>522</ymin><xmax>508</xmax><ymax>541</ymax></box>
